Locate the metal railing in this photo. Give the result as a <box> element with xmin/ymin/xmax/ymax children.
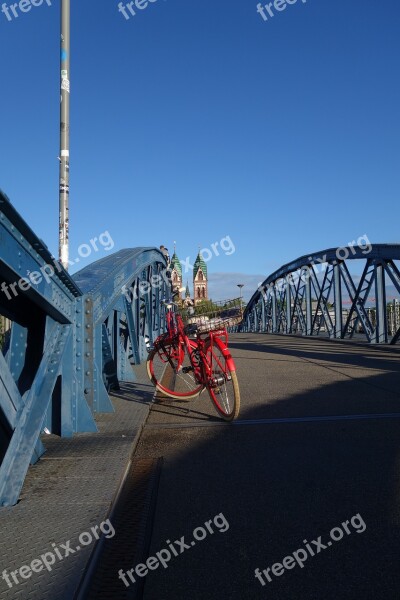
<box><xmin>241</xmin><ymin>245</ymin><xmax>400</xmax><ymax>345</ymax></box>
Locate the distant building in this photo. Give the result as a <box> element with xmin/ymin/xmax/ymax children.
<box><xmin>193</xmin><ymin>250</ymin><xmax>208</xmax><ymax>305</ymax></box>
<box><xmin>183</xmin><ymin>282</ymin><xmax>194</xmax><ymax>309</ymax></box>
<box><xmin>167</xmin><ymin>247</ymin><xmax>209</xmax><ymax>306</ymax></box>
<box><xmin>170</xmin><ymin>248</ymin><xmax>183</xmax><ymax>295</ymax></box>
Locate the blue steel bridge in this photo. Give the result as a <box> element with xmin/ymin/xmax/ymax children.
<box><xmin>0</xmin><ymin>187</ymin><xmax>400</xmax><ymax>509</ymax></box>
<box><xmin>240</xmin><ymin>245</ymin><xmax>400</xmax><ymax>345</ymax></box>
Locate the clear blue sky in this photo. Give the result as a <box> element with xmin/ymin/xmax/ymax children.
<box><xmin>0</xmin><ymin>0</ymin><xmax>399</xmax><ymax>300</ymax></box>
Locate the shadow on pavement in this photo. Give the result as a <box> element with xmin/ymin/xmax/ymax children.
<box><xmin>122</xmin><ymin>335</ymin><xmax>400</xmax><ymax>600</ymax></box>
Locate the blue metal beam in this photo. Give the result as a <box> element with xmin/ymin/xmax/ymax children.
<box><xmin>375</xmin><ymin>263</ymin><xmax>388</xmax><ymax>344</ymax></box>
<box><xmin>0</xmin><ymin>324</ymin><xmax>70</xmax><ymax>506</ymax></box>
<box><xmin>242</xmin><ymin>244</ymin><xmax>400</xmax><ymax>344</ymax></box>
<box><xmin>0</xmin><ymin>189</ymin><xmax>171</xmax><ymax>505</ymax></box>
<box><xmin>0</xmin><ymin>350</ymin><xmax>22</xmax><ymax>431</ymax></box>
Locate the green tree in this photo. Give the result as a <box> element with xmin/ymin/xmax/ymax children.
<box><xmin>194</xmin><ymin>300</ymin><xmax>221</xmax><ymax>316</ymax></box>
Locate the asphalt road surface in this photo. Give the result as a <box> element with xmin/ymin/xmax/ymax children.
<box><xmin>132</xmin><ymin>333</ymin><xmax>400</xmax><ymax>600</ymax></box>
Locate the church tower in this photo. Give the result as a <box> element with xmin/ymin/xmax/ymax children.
<box><xmin>182</xmin><ymin>281</ymin><xmax>194</xmax><ymax>309</ymax></box>
<box><xmin>193</xmin><ymin>250</ymin><xmax>208</xmax><ymax>305</ymax></box>
<box><xmin>170</xmin><ymin>246</ymin><xmax>183</xmax><ymax>297</ymax></box>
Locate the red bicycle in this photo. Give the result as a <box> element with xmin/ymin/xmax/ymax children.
<box><xmin>147</xmin><ymin>302</ymin><xmax>240</xmax><ymax>421</ymax></box>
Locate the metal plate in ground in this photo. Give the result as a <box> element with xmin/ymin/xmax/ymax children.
<box><xmin>80</xmin><ymin>458</ymin><xmax>162</xmax><ymax>600</ymax></box>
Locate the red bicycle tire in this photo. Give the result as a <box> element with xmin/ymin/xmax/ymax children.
<box><xmin>147</xmin><ymin>339</ymin><xmax>203</xmax><ymax>399</ymax></box>
<box><xmin>205</xmin><ymin>337</ymin><xmax>240</xmax><ymax>421</ymax></box>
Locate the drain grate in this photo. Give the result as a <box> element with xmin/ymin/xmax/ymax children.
<box><xmin>77</xmin><ymin>457</ymin><xmax>162</xmax><ymax>600</ymax></box>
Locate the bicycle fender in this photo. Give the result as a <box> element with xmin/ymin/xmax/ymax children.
<box><xmin>215</xmin><ymin>338</ymin><xmax>236</xmax><ymax>371</ymax></box>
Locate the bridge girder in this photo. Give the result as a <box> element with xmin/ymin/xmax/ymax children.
<box><xmin>0</xmin><ymin>190</ymin><xmax>170</xmax><ymax>506</ymax></box>
<box><xmin>242</xmin><ymin>245</ymin><xmax>400</xmax><ymax>345</ymax></box>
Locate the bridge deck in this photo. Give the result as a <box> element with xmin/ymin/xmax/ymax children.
<box><xmin>0</xmin><ymin>365</ymin><xmax>155</xmax><ymax>600</ymax></box>
<box><xmin>1</xmin><ymin>335</ymin><xmax>400</xmax><ymax>599</ymax></box>
<box><xmin>133</xmin><ymin>334</ymin><xmax>400</xmax><ymax>600</ymax></box>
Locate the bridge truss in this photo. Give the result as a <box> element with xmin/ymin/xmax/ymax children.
<box><xmin>241</xmin><ymin>245</ymin><xmax>400</xmax><ymax>345</ymax></box>
<box><xmin>0</xmin><ymin>190</ymin><xmax>170</xmax><ymax>506</ymax></box>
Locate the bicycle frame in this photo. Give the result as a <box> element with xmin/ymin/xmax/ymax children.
<box><xmin>157</xmin><ymin>306</ymin><xmax>236</xmax><ymax>388</ymax></box>
<box><xmin>181</xmin><ymin>328</ymin><xmax>236</xmax><ymax>388</ymax></box>
<box><xmin>148</xmin><ymin>301</ymin><xmax>240</xmax><ymax>419</ymax></box>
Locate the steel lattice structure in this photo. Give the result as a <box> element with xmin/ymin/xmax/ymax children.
<box><xmin>241</xmin><ymin>245</ymin><xmax>400</xmax><ymax>345</ymax></box>
<box><xmin>0</xmin><ymin>191</ymin><xmax>170</xmax><ymax>506</ymax></box>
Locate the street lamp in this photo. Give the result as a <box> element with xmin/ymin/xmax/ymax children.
<box><xmin>237</xmin><ymin>284</ymin><xmax>244</xmax><ymax>316</ymax></box>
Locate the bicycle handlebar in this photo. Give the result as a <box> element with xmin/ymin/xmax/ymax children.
<box><xmin>162</xmin><ymin>300</ymin><xmax>179</xmax><ymax>308</ymax></box>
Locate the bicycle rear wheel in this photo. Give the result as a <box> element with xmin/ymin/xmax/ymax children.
<box><xmin>147</xmin><ymin>338</ymin><xmax>203</xmax><ymax>400</ymax></box>
<box><xmin>205</xmin><ymin>337</ymin><xmax>240</xmax><ymax>421</ymax></box>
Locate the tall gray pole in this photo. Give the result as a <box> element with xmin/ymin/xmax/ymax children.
<box><xmin>237</xmin><ymin>284</ymin><xmax>244</xmax><ymax>316</ymax></box>
<box><xmin>59</xmin><ymin>0</ymin><xmax>70</xmax><ymax>269</ymax></box>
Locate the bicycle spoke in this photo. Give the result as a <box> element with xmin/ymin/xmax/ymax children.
<box><xmin>205</xmin><ymin>339</ymin><xmax>240</xmax><ymax>420</ymax></box>
<box><xmin>147</xmin><ymin>338</ymin><xmax>203</xmax><ymax>400</ymax></box>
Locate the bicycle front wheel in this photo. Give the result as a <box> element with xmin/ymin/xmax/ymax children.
<box><xmin>147</xmin><ymin>339</ymin><xmax>203</xmax><ymax>400</ymax></box>
<box><xmin>205</xmin><ymin>338</ymin><xmax>240</xmax><ymax>421</ymax></box>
